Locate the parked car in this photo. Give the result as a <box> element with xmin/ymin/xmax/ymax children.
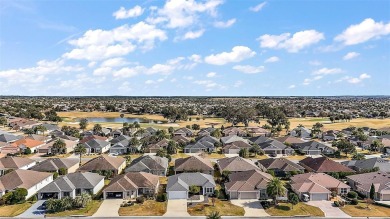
<box><xmin>381</xmin><ymin>154</ymin><xmax>389</xmax><ymax>158</ymax></box>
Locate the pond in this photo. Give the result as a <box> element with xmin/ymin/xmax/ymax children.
<box><xmin>75</xmin><ymin>117</ymin><xmax>164</xmax><ymax>124</ymax></box>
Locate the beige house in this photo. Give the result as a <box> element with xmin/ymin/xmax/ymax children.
<box><xmin>78</xmin><ymin>155</ymin><xmax>126</xmax><ymax>177</ymax></box>
<box><xmin>0</xmin><ymin>156</ymin><xmax>36</xmax><ymax>176</ymax></box>
<box><xmin>347</xmin><ymin>172</ymin><xmax>390</xmax><ymax>201</ymax></box>
<box><xmin>30</xmin><ymin>158</ymin><xmax>79</xmax><ymax>174</ymax></box>
<box><xmin>175</xmin><ymin>156</ymin><xmax>214</xmax><ymax>175</ymax></box>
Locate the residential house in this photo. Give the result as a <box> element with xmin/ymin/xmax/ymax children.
<box><xmin>299</xmin><ymin>157</ymin><xmax>355</xmax><ymax>173</ymax></box>
<box><xmin>0</xmin><ymin>169</ymin><xmax>53</xmax><ymax>199</ymax></box>
<box><xmin>246</xmin><ymin>126</ymin><xmax>270</xmax><ymax>137</ymax></box>
<box><xmin>83</xmin><ymin>138</ymin><xmax>110</xmax><ymax>154</ymax></box>
<box><xmin>173</xmin><ymin>127</ymin><xmax>193</xmax><ymax>137</ymax></box>
<box><xmin>341</xmin><ymin>158</ymin><xmax>390</xmax><ymax>173</ymax></box>
<box><xmin>184</xmin><ymin>136</ymin><xmax>218</xmax><ymax>153</ymax></box>
<box><xmin>225</xmin><ymin>169</ymin><xmax>279</xmax><ymax>199</ymax></box>
<box><xmin>109</xmin><ymin>135</ymin><xmax>140</xmax><ymax>155</ymax></box>
<box><xmin>290</xmin><ymin>127</ymin><xmax>311</xmax><ymax>139</ymax></box>
<box><xmin>257</xmin><ymin>158</ymin><xmax>305</xmax><ymax>177</ymax></box>
<box><xmin>221</xmin><ymin>135</ymin><xmax>248</xmax><ymax>145</ymax></box>
<box><xmin>171</xmin><ymin>135</ymin><xmax>190</xmax><ymax>145</ymax></box>
<box><xmin>291</xmin><ymin>173</ymin><xmax>350</xmax><ymax>201</ymax></box>
<box><xmin>78</xmin><ymin>155</ymin><xmax>126</xmax><ymax>177</ymax></box>
<box><xmin>223</xmin><ymin>141</ymin><xmax>252</xmax><ymax>154</ymax></box>
<box><xmin>11</xmin><ymin>138</ymin><xmax>45</xmax><ymax>153</ymax></box>
<box><xmin>111</xmin><ymin>129</ymin><xmax>123</xmax><ymax>138</ymax></box>
<box><xmin>125</xmin><ymin>155</ymin><xmax>168</xmax><ymax>176</ymax></box>
<box><xmin>33</xmin><ymin>123</ymin><xmax>60</xmax><ymax>135</ymax></box>
<box><xmin>322</xmin><ymin>130</ymin><xmax>338</xmax><ymax>141</ymax></box>
<box><xmin>144</xmin><ymin>139</ymin><xmax>169</xmax><ymax>153</ymax></box>
<box><xmin>27</xmin><ymin>134</ymin><xmax>50</xmax><ymax>143</ymax></box>
<box><xmin>346</xmin><ymin>172</ymin><xmax>390</xmax><ymax>201</ymax></box>
<box><xmin>295</xmin><ymin>141</ymin><xmax>336</xmax><ymax>155</ymax></box>
<box><xmin>249</xmin><ymin>136</ymin><xmax>272</xmax><ymax>145</ymax></box>
<box><xmin>103</xmin><ymin>172</ymin><xmax>159</xmax><ymax>199</ymax></box>
<box><xmin>217</xmin><ymin>156</ymin><xmax>259</xmax><ymax>173</ymax></box>
<box><xmin>30</xmin><ymin>158</ymin><xmax>79</xmax><ymax>174</ymax></box>
<box><xmin>38</xmin><ymin>172</ymin><xmax>104</xmax><ymax>200</ymax></box>
<box><xmin>175</xmin><ymin>156</ymin><xmax>214</xmax><ymax>175</ymax></box>
<box><xmin>222</xmin><ymin>127</ymin><xmax>246</xmax><ymax>137</ymax></box>
<box><xmin>0</xmin><ymin>156</ymin><xmax>36</xmax><ymax>176</ymax></box>
<box><xmin>38</xmin><ymin>138</ymin><xmax>77</xmax><ymax>154</ymax></box>
<box><xmin>258</xmin><ymin>139</ymin><xmax>294</xmax><ymax>155</ymax></box>
<box><xmin>0</xmin><ymin>133</ymin><xmax>22</xmax><ymax>143</ymax></box>
<box><xmin>166</xmin><ymin>172</ymin><xmax>215</xmax><ymax>199</ymax></box>
<box><xmin>275</xmin><ymin>136</ymin><xmax>305</xmax><ymax>147</ymax></box>
<box><xmin>198</xmin><ymin>127</ymin><xmax>216</xmax><ymax>137</ymax></box>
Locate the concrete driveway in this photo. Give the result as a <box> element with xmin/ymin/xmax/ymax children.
<box><xmin>92</xmin><ymin>199</ymin><xmax>123</xmax><ymax>217</ymax></box>
<box><xmin>164</xmin><ymin>199</ymin><xmax>190</xmax><ymax>217</ymax></box>
<box><xmin>18</xmin><ymin>200</ymin><xmax>46</xmax><ymax>218</ymax></box>
<box><xmin>230</xmin><ymin>199</ymin><xmax>269</xmax><ymax>217</ymax></box>
<box><xmin>307</xmin><ymin>200</ymin><xmax>351</xmax><ymax>218</ymax></box>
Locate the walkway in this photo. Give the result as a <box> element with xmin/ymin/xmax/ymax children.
<box><xmin>92</xmin><ymin>199</ymin><xmax>123</xmax><ymax>217</ymax></box>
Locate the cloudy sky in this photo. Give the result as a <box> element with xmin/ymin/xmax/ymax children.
<box><xmin>0</xmin><ymin>0</ymin><xmax>389</xmax><ymax>96</ymax></box>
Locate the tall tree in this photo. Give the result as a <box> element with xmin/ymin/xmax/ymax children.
<box><xmin>52</xmin><ymin>139</ymin><xmax>66</xmax><ymax>155</ymax></box>
<box><xmin>93</xmin><ymin>124</ymin><xmax>102</xmax><ymax>135</ymax></box>
<box><xmin>288</xmin><ymin>193</ymin><xmax>299</xmax><ymax>209</ymax></box>
<box><xmin>370</xmin><ymin>183</ymin><xmax>375</xmax><ymax>200</ymax></box>
<box><xmin>266</xmin><ymin>177</ymin><xmax>285</xmax><ymax>205</ymax></box>
<box><xmin>79</xmin><ymin>118</ymin><xmax>88</xmax><ymax>131</ymax></box>
<box><xmin>74</xmin><ymin>144</ymin><xmax>86</xmax><ymax>166</ymax></box>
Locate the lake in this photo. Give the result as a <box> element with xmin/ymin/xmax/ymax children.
<box><xmin>75</xmin><ymin>117</ymin><xmax>164</xmax><ymax>124</ymax></box>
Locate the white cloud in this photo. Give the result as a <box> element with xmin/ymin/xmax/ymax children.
<box><xmin>309</xmin><ymin>60</ymin><xmax>322</xmax><ymax>66</ymax></box>
<box><xmin>206</xmin><ymin>72</ymin><xmax>217</xmax><ymax>78</ymax></box>
<box><xmin>214</xmin><ymin>18</ymin><xmax>236</xmax><ymax>28</ymax></box>
<box><xmin>312</xmin><ymin>68</ymin><xmax>343</xmax><ymax>75</ymax></box>
<box><xmin>63</xmin><ymin>21</ymin><xmax>167</xmax><ymax>60</ymax></box>
<box><xmin>288</xmin><ymin>84</ymin><xmax>296</xmax><ymax>89</ymax></box>
<box><xmin>234</xmin><ymin>80</ymin><xmax>243</xmax><ymax>88</ymax></box>
<box><xmin>93</xmin><ymin>67</ymin><xmax>112</xmax><ymax>76</ymax></box>
<box><xmin>343</xmin><ymin>52</ymin><xmax>360</xmax><ymax>60</ymax></box>
<box><xmin>113</xmin><ymin>6</ymin><xmax>144</xmax><ymax>19</ymax></box>
<box><xmin>118</xmin><ymin>81</ymin><xmax>133</xmax><ymax>92</ymax></box>
<box><xmin>303</xmin><ymin>75</ymin><xmax>323</xmax><ymax>85</ymax></box>
<box><xmin>194</xmin><ymin>80</ymin><xmax>225</xmax><ymax>90</ymax></box>
<box><xmin>182</xmin><ymin>29</ymin><xmax>205</xmax><ymax>40</ymax></box>
<box><xmin>335</xmin><ymin>18</ymin><xmax>390</xmax><ymax>45</ymax></box>
<box><xmin>264</xmin><ymin>56</ymin><xmax>279</xmax><ymax>63</ymax></box>
<box><xmin>205</xmin><ymin>46</ymin><xmax>256</xmax><ymax>65</ymax></box>
<box><xmin>188</xmin><ymin>54</ymin><xmax>202</xmax><ymax>63</ymax></box>
<box><xmin>233</xmin><ymin>65</ymin><xmax>264</xmax><ymax>74</ymax></box>
<box><xmin>101</xmin><ymin>57</ymin><xmax>129</xmax><ymax>67</ymax></box>
<box><xmin>250</xmin><ymin>2</ymin><xmax>267</xmax><ymax>12</ymax></box>
<box><xmin>258</xmin><ymin>30</ymin><xmax>324</xmax><ymax>52</ymax></box>
<box><xmin>148</xmin><ymin>0</ymin><xmax>223</xmax><ymax>29</ymax></box>
<box><xmin>183</xmin><ymin>76</ymin><xmax>194</xmax><ymax>80</ymax></box>
<box><xmin>337</xmin><ymin>73</ymin><xmax>371</xmax><ymax>84</ymax></box>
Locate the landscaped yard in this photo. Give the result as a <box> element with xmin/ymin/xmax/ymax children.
<box><xmin>0</xmin><ymin>202</ymin><xmax>32</xmax><ymax>217</ymax></box>
<box><xmin>202</xmin><ymin>153</ymin><xmax>226</xmax><ymax>159</ymax></box>
<box><xmin>46</xmin><ymin>200</ymin><xmax>103</xmax><ymax>217</ymax></box>
<box><xmin>118</xmin><ymin>200</ymin><xmax>167</xmax><ymax>216</ymax></box>
<box><xmin>188</xmin><ymin>199</ymin><xmax>244</xmax><ymax>216</ymax></box>
<box><xmin>265</xmin><ymin>202</ymin><xmax>324</xmax><ymax>217</ymax></box>
<box><xmin>341</xmin><ymin>202</ymin><xmax>390</xmax><ymax>217</ymax></box>
<box><xmin>171</xmin><ymin>153</ymin><xmax>190</xmax><ymax>159</ymax></box>
<box><xmin>159</xmin><ymin>176</ymin><xmax>168</xmax><ymax>185</ymax></box>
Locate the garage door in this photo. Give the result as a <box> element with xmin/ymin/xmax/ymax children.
<box><xmin>310</xmin><ymin>193</ymin><xmax>328</xmax><ymax>201</ymax></box>
<box><xmin>229</xmin><ymin>149</ymin><xmax>240</xmax><ymax>154</ymax></box>
<box><xmin>230</xmin><ymin>192</ymin><xmax>238</xmax><ymax>199</ymax></box>
<box><xmin>168</xmin><ymin>191</ymin><xmax>187</xmax><ymax>199</ymax></box>
<box><xmin>105</xmin><ymin>192</ymin><xmax>123</xmax><ymax>199</ymax></box>
<box><xmin>240</xmin><ymin>192</ymin><xmax>257</xmax><ymax>199</ymax></box>
<box><xmin>382</xmin><ymin>194</ymin><xmax>390</xmax><ymax>201</ymax></box>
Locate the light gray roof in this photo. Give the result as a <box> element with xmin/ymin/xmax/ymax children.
<box><xmin>110</xmin><ymin>135</ymin><xmax>131</xmax><ymax>144</ymax></box>
<box><xmin>0</xmin><ymin>134</ymin><xmax>21</xmax><ymax>143</ymax></box>
<box><xmin>295</xmin><ymin>141</ymin><xmax>334</xmax><ymax>152</ymax></box>
<box><xmin>126</xmin><ymin>155</ymin><xmax>168</xmax><ymax>173</ymax></box>
<box><xmin>167</xmin><ymin>172</ymin><xmax>216</xmax><ymax>192</ymax></box>
<box><xmin>30</xmin><ymin>158</ymin><xmax>79</xmax><ymax>172</ymax></box>
<box><xmin>185</xmin><ymin>140</ymin><xmax>214</xmax><ymax>150</ymax></box>
<box><xmin>258</xmin><ymin>139</ymin><xmax>287</xmax><ymax>150</ymax></box>
<box><xmin>342</xmin><ymin>158</ymin><xmax>390</xmax><ymax>172</ymax></box>
<box><xmin>221</xmin><ymin>135</ymin><xmax>248</xmax><ymax>144</ymax></box>
<box><xmin>38</xmin><ymin>172</ymin><xmax>104</xmax><ymax>193</ymax></box>
<box><xmin>84</xmin><ymin>139</ymin><xmax>110</xmax><ymax>149</ymax></box>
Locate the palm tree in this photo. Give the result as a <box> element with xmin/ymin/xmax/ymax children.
<box><xmin>93</xmin><ymin>124</ymin><xmax>102</xmax><ymax>135</ymax></box>
<box><xmin>266</xmin><ymin>177</ymin><xmax>286</xmax><ymax>205</ymax></box>
<box><xmin>74</xmin><ymin>144</ymin><xmax>87</xmax><ymax>166</ymax></box>
<box><xmin>52</xmin><ymin>139</ymin><xmax>66</xmax><ymax>155</ymax></box>
<box><xmin>206</xmin><ymin>211</ymin><xmax>221</xmax><ymax>219</ymax></box>
<box><xmin>120</xmin><ymin>113</ymin><xmax>125</xmax><ymax>123</ymax></box>
<box><xmin>23</xmin><ymin>128</ymin><xmax>35</xmax><ymax>136</ymax></box>
<box><xmin>79</xmin><ymin>118</ymin><xmax>88</xmax><ymax>132</ymax></box>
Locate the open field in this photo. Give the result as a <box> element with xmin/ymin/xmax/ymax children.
<box><xmin>188</xmin><ymin>199</ymin><xmax>245</xmax><ymax>216</ymax></box>
<box><xmin>341</xmin><ymin>202</ymin><xmax>390</xmax><ymax>217</ymax></box>
<box><xmin>0</xmin><ymin>202</ymin><xmax>32</xmax><ymax>217</ymax></box>
<box><xmin>118</xmin><ymin>200</ymin><xmax>167</xmax><ymax>216</ymax></box>
<box><xmin>265</xmin><ymin>202</ymin><xmax>324</xmax><ymax>217</ymax></box>
<box><xmin>57</xmin><ymin>111</ymin><xmax>390</xmax><ymax>130</ymax></box>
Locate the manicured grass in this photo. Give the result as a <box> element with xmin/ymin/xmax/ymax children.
<box><xmin>104</xmin><ymin>179</ymin><xmax>111</xmax><ymax>186</ymax></box>
<box><xmin>46</xmin><ymin>200</ymin><xmax>103</xmax><ymax>217</ymax></box>
<box><xmin>285</xmin><ymin>155</ymin><xmax>307</xmax><ymax>161</ymax></box>
<box><xmin>341</xmin><ymin>202</ymin><xmax>390</xmax><ymax>217</ymax></box>
<box><xmin>203</xmin><ymin>153</ymin><xmax>226</xmax><ymax>159</ymax></box>
<box><xmin>265</xmin><ymin>202</ymin><xmax>324</xmax><ymax>217</ymax></box>
<box><xmin>118</xmin><ymin>200</ymin><xmax>167</xmax><ymax>216</ymax></box>
<box><xmin>188</xmin><ymin>199</ymin><xmax>244</xmax><ymax>216</ymax></box>
<box><xmin>171</xmin><ymin>153</ymin><xmax>190</xmax><ymax>159</ymax></box>
<box><xmin>0</xmin><ymin>202</ymin><xmax>32</xmax><ymax>217</ymax></box>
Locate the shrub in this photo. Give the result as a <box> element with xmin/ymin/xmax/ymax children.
<box><xmin>58</xmin><ymin>168</ymin><xmax>67</xmax><ymax>175</ymax></box>
<box><xmin>260</xmin><ymin>201</ymin><xmax>271</xmax><ymax>209</ymax></box>
<box><xmin>214</xmin><ymin>190</ymin><xmax>220</xmax><ymax>198</ymax></box>
<box><xmin>156</xmin><ymin>193</ymin><xmax>167</xmax><ymax>202</ymax></box>
<box><xmin>347</xmin><ymin>191</ymin><xmax>358</xmax><ymax>199</ymax></box>
<box><xmin>53</xmin><ymin>172</ymin><xmax>59</xmax><ymax>179</ymax></box>
<box><xmin>136</xmin><ymin>196</ymin><xmax>145</xmax><ymax>204</ymax></box>
<box><xmin>350</xmin><ymin>199</ymin><xmax>358</xmax><ymax>205</ymax></box>
<box><xmin>334</xmin><ymin>201</ymin><xmax>340</xmax><ymax>207</ymax></box>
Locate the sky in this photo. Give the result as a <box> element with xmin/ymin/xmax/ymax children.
<box><xmin>0</xmin><ymin>0</ymin><xmax>389</xmax><ymax>96</ymax></box>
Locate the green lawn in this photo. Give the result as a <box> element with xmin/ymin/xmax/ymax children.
<box><xmin>119</xmin><ymin>200</ymin><xmax>167</xmax><ymax>216</ymax></box>
<box><xmin>341</xmin><ymin>202</ymin><xmax>390</xmax><ymax>217</ymax></box>
<box><xmin>0</xmin><ymin>202</ymin><xmax>32</xmax><ymax>217</ymax></box>
<box><xmin>265</xmin><ymin>202</ymin><xmax>324</xmax><ymax>217</ymax></box>
<box><xmin>188</xmin><ymin>199</ymin><xmax>244</xmax><ymax>216</ymax></box>
<box><xmin>46</xmin><ymin>200</ymin><xmax>103</xmax><ymax>217</ymax></box>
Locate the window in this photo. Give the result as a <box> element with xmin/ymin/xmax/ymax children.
<box><xmin>63</xmin><ymin>192</ymin><xmax>70</xmax><ymax>197</ymax></box>
<box><xmin>206</xmin><ymin>188</ymin><xmax>213</xmax><ymax>193</ymax></box>
<box><xmin>341</xmin><ymin>188</ymin><xmax>348</xmax><ymax>194</ymax></box>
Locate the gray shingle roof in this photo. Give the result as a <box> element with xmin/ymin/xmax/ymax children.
<box><xmin>38</xmin><ymin>172</ymin><xmax>104</xmax><ymax>193</ymax></box>
<box><xmin>167</xmin><ymin>172</ymin><xmax>215</xmax><ymax>192</ymax></box>
<box><xmin>342</xmin><ymin>158</ymin><xmax>390</xmax><ymax>172</ymax></box>
<box><xmin>126</xmin><ymin>155</ymin><xmax>168</xmax><ymax>173</ymax></box>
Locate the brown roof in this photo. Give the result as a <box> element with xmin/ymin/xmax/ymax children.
<box><xmin>0</xmin><ymin>169</ymin><xmax>52</xmax><ymax>192</ymax></box>
<box><xmin>78</xmin><ymin>155</ymin><xmax>125</xmax><ymax>171</ymax></box>
<box><xmin>79</xmin><ymin>135</ymin><xmax>107</xmax><ymax>144</ymax></box>
<box><xmin>175</xmin><ymin>156</ymin><xmax>213</xmax><ymax>172</ymax></box>
<box><xmin>171</xmin><ymin>135</ymin><xmax>190</xmax><ymax>144</ymax></box>
<box><xmin>223</xmin><ymin>141</ymin><xmax>251</xmax><ymax>150</ymax></box>
<box><xmin>299</xmin><ymin>157</ymin><xmax>355</xmax><ymax>173</ymax></box>
<box><xmin>217</xmin><ymin>156</ymin><xmax>259</xmax><ymax>172</ymax></box>
<box><xmin>225</xmin><ymin>169</ymin><xmax>273</xmax><ymax>192</ymax></box>
<box><xmin>30</xmin><ymin>158</ymin><xmax>79</xmax><ymax>172</ymax></box>
<box><xmin>346</xmin><ymin>172</ymin><xmax>390</xmax><ymax>194</ymax></box>
<box><xmin>291</xmin><ymin>172</ymin><xmax>350</xmax><ymax>193</ymax></box>
<box><xmin>258</xmin><ymin>158</ymin><xmax>305</xmax><ymax>172</ymax></box>
<box><xmin>0</xmin><ymin>156</ymin><xmax>35</xmax><ymax>169</ymax></box>
<box><xmin>275</xmin><ymin>136</ymin><xmax>305</xmax><ymax>144</ymax></box>
<box><xmin>104</xmin><ymin>172</ymin><xmax>159</xmax><ymax>192</ymax></box>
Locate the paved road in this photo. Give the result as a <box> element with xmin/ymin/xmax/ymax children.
<box><xmin>17</xmin><ymin>200</ymin><xmax>46</xmax><ymax>218</ymax></box>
